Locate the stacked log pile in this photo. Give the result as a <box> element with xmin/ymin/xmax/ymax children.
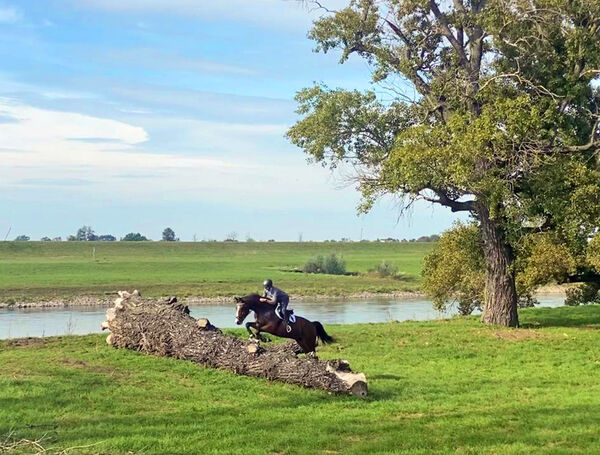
<box><xmin>103</xmin><ymin>291</ymin><xmax>367</xmax><ymax>396</ymax></box>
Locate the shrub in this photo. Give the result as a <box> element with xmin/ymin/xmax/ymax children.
<box><xmin>373</xmin><ymin>261</ymin><xmax>398</xmax><ymax>278</ymax></box>
<box><xmin>303</xmin><ymin>253</ymin><xmax>346</xmax><ymax>275</ymax></box>
<box><xmin>323</xmin><ymin>253</ymin><xmax>346</xmax><ymax>275</ymax></box>
<box><xmin>303</xmin><ymin>255</ymin><xmax>324</xmax><ymax>274</ymax></box>
<box><xmin>565</xmin><ymin>283</ymin><xmax>600</xmax><ymax>306</ymax></box>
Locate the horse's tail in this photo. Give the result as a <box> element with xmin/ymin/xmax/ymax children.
<box><xmin>313</xmin><ymin>321</ymin><xmax>334</xmax><ymax>344</ymax></box>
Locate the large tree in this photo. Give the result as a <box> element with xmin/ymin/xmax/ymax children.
<box><xmin>287</xmin><ymin>0</ymin><xmax>600</xmax><ymax>326</ymax></box>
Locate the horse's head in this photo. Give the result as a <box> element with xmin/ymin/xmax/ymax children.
<box><xmin>234</xmin><ymin>294</ymin><xmax>260</xmax><ymax>325</ymax></box>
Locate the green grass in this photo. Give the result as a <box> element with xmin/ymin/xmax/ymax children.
<box><xmin>1</xmin><ymin>305</ymin><xmax>600</xmax><ymax>454</ymax></box>
<box><xmin>0</xmin><ymin>241</ymin><xmax>432</xmax><ymax>302</ymax></box>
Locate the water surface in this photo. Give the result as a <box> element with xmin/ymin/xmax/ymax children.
<box><xmin>0</xmin><ymin>295</ymin><xmax>565</xmax><ymax>339</ymax></box>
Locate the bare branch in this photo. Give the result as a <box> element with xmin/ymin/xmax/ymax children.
<box><xmin>581</xmin><ymin>69</ymin><xmax>600</xmax><ymax>78</ymax></box>
<box><xmin>565</xmin><ymin>116</ymin><xmax>600</xmax><ymax>153</ymax></box>
<box><xmin>422</xmin><ymin>189</ymin><xmax>474</xmax><ymax>212</ymax></box>
<box><xmin>384</xmin><ymin>19</ymin><xmax>432</xmax><ymax>95</ymax></box>
<box><xmin>429</xmin><ymin>0</ymin><xmax>469</xmax><ymax>67</ymax></box>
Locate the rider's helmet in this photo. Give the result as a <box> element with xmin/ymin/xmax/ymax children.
<box><xmin>263</xmin><ymin>279</ymin><xmax>273</xmax><ymax>290</ymax></box>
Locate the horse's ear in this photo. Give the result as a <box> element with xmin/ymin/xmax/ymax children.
<box><xmin>234</xmin><ymin>296</ymin><xmax>241</xmax><ymax>303</ymax></box>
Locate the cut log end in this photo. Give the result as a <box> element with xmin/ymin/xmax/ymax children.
<box><xmin>246</xmin><ymin>342</ymin><xmax>261</xmax><ymax>354</ymax></box>
<box><xmin>117</xmin><ymin>289</ymin><xmax>141</xmax><ymax>299</ymax></box>
<box><xmin>196</xmin><ymin>318</ymin><xmax>219</xmax><ymax>332</ymax></box>
<box><xmin>106</xmin><ymin>308</ymin><xmax>116</xmax><ymax>322</ymax></box>
<box><xmin>327</xmin><ymin>364</ymin><xmax>368</xmax><ymax>397</ymax></box>
<box><xmin>197</xmin><ymin>318</ymin><xmax>210</xmax><ymax>328</ymax></box>
<box><xmin>349</xmin><ymin>379</ymin><xmax>368</xmax><ymax>397</ymax></box>
<box><xmin>335</xmin><ymin>371</ymin><xmax>368</xmax><ymax>397</ymax></box>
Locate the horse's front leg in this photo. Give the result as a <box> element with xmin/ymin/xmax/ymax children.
<box><xmin>246</xmin><ymin>322</ymin><xmax>271</xmax><ymax>342</ymax></box>
<box><xmin>245</xmin><ymin>322</ymin><xmax>259</xmax><ymax>339</ymax></box>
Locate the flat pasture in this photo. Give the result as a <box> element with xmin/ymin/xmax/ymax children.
<box><xmin>0</xmin><ymin>241</ymin><xmax>432</xmax><ymax>302</ymax></box>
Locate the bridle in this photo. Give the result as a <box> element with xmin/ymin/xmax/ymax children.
<box><xmin>235</xmin><ymin>301</ymin><xmax>250</xmax><ymax>325</ymax></box>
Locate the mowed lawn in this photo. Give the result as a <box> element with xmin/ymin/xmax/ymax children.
<box><xmin>0</xmin><ymin>241</ymin><xmax>432</xmax><ymax>302</ymax></box>
<box><xmin>1</xmin><ymin>305</ymin><xmax>600</xmax><ymax>454</ymax></box>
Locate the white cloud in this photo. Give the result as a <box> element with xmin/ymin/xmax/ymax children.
<box><xmin>0</xmin><ymin>98</ymin><xmax>147</xmax><ymax>152</ymax></box>
<box><xmin>0</xmin><ymin>5</ymin><xmax>21</xmax><ymax>23</ymax></box>
<box><xmin>0</xmin><ymin>99</ymin><xmax>347</xmax><ymax>207</ymax></box>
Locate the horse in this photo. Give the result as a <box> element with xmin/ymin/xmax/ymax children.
<box><xmin>234</xmin><ymin>293</ymin><xmax>333</xmax><ymax>354</ymax></box>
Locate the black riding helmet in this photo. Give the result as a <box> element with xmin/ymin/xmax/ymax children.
<box><xmin>263</xmin><ymin>279</ymin><xmax>273</xmax><ymax>290</ymax></box>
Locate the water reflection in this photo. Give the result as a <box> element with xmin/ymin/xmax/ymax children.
<box><xmin>0</xmin><ymin>295</ymin><xmax>565</xmax><ymax>339</ymax></box>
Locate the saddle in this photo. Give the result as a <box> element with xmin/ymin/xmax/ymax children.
<box><xmin>275</xmin><ymin>307</ymin><xmax>296</xmax><ymax>324</ymax></box>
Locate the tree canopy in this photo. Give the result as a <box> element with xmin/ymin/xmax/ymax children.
<box><xmin>76</xmin><ymin>226</ymin><xmax>97</xmax><ymax>241</ymax></box>
<box><xmin>288</xmin><ymin>0</ymin><xmax>600</xmax><ymax>326</ymax></box>
<box><xmin>162</xmin><ymin>227</ymin><xmax>176</xmax><ymax>242</ymax></box>
<box><xmin>121</xmin><ymin>233</ymin><xmax>149</xmax><ymax>242</ymax></box>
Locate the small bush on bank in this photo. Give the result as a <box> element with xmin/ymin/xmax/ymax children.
<box><xmin>565</xmin><ymin>283</ymin><xmax>600</xmax><ymax>306</ymax></box>
<box><xmin>372</xmin><ymin>261</ymin><xmax>398</xmax><ymax>278</ymax></box>
<box><xmin>303</xmin><ymin>253</ymin><xmax>346</xmax><ymax>275</ymax></box>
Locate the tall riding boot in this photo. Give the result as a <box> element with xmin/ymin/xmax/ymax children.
<box><xmin>283</xmin><ymin>308</ymin><xmax>291</xmax><ymax>332</ymax></box>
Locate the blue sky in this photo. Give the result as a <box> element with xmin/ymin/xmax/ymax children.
<box><xmin>0</xmin><ymin>0</ymin><xmax>466</xmax><ymax>241</ymax></box>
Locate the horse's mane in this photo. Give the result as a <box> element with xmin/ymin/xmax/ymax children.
<box><xmin>239</xmin><ymin>293</ymin><xmax>274</xmax><ymax>312</ymax></box>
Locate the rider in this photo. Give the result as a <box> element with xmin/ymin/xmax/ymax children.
<box><xmin>260</xmin><ymin>279</ymin><xmax>291</xmax><ymax>332</ymax></box>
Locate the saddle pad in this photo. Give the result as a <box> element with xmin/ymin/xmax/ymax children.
<box><xmin>276</xmin><ymin>308</ymin><xmax>296</xmax><ymax>323</ymax></box>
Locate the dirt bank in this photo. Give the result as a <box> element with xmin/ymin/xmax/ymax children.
<box><xmin>0</xmin><ymin>291</ymin><xmax>426</xmax><ymax>309</ymax></box>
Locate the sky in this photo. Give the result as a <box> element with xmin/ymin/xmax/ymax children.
<box><xmin>0</xmin><ymin>0</ymin><xmax>466</xmax><ymax>241</ymax></box>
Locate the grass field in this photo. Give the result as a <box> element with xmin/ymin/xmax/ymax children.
<box><xmin>0</xmin><ymin>241</ymin><xmax>433</xmax><ymax>303</ymax></box>
<box><xmin>1</xmin><ymin>305</ymin><xmax>599</xmax><ymax>454</ymax></box>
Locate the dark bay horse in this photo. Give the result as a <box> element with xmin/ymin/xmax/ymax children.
<box><xmin>234</xmin><ymin>293</ymin><xmax>333</xmax><ymax>354</ymax></box>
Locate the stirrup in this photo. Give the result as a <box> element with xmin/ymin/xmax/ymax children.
<box><xmin>286</xmin><ymin>324</ymin><xmax>292</xmax><ymax>333</ymax></box>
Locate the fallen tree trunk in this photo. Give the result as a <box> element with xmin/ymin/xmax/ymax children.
<box><xmin>103</xmin><ymin>291</ymin><xmax>367</xmax><ymax>396</ymax></box>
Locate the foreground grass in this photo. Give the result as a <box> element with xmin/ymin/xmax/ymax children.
<box><xmin>1</xmin><ymin>305</ymin><xmax>600</xmax><ymax>454</ymax></box>
<box><xmin>0</xmin><ymin>241</ymin><xmax>432</xmax><ymax>302</ymax></box>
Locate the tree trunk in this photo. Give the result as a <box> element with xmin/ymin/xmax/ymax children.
<box><xmin>478</xmin><ymin>206</ymin><xmax>519</xmax><ymax>327</ymax></box>
<box><xmin>103</xmin><ymin>292</ymin><xmax>367</xmax><ymax>397</ymax></box>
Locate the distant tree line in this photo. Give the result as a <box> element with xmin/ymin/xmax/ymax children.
<box><xmin>325</xmin><ymin>235</ymin><xmax>441</xmax><ymax>243</ymax></box>
<box><xmin>9</xmin><ymin>228</ymin><xmax>442</xmax><ymax>243</ymax></box>
<box><xmin>9</xmin><ymin>226</ymin><xmax>176</xmax><ymax>242</ymax></box>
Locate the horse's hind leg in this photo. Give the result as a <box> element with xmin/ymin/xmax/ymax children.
<box><xmin>306</xmin><ymin>337</ymin><xmax>317</xmax><ymax>356</ymax></box>
<box><xmin>257</xmin><ymin>331</ymin><xmax>271</xmax><ymax>342</ymax></box>
<box><xmin>299</xmin><ymin>325</ymin><xmax>317</xmax><ymax>356</ymax></box>
<box><xmin>296</xmin><ymin>337</ymin><xmax>316</xmax><ymax>356</ymax></box>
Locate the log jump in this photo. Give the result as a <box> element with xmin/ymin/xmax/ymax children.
<box><xmin>102</xmin><ymin>291</ymin><xmax>368</xmax><ymax>396</ymax></box>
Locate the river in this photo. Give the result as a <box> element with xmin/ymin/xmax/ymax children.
<box><xmin>0</xmin><ymin>295</ymin><xmax>565</xmax><ymax>339</ymax></box>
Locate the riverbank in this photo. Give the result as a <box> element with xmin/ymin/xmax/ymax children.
<box><xmin>0</xmin><ymin>290</ymin><xmax>427</xmax><ymax>309</ymax></box>
<box><xmin>2</xmin><ymin>305</ymin><xmax>599</xmax><ymax>454</ymax></box>
<box><xmin>0</xmin><ymin>285</ymin><xmax>569</xmax><ymax>309</ymax></box>
<box><xmin>0</xmin><ymin>242</ymin><xmax>571</xmax><ymax>309</ymax></box>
